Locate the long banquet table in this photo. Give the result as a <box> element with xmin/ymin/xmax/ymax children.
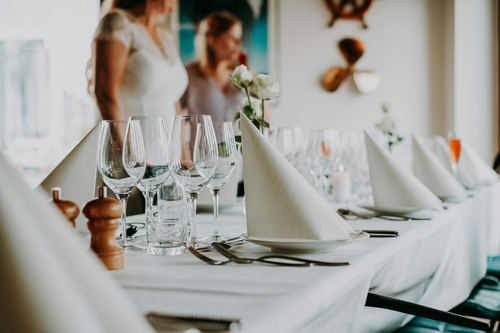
<box><xmin>108</xmin><ymin>183</ymin><xmax>500</xmax><ymax>333</ymax></box>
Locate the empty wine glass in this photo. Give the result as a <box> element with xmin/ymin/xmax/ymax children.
<box><xmin>168</xmin><ymin>115</ymin><xmax>218</xmax><ymax>248</ymax></box>
<box><xmin>131</xmin><ymin>116</ymin><xmax>170</xmax><ymax>255</ymax></box>
<box><xmin>291</xmin><ymin>126</ymin><xmax>307</xmax><ymax>169</ymax></box>
<box><xmin>202</xmin><ymin>122</ymin><xmax>237</xmax><ymax>243</ymax></box>
<box><xmin>270</xmin><ymin>127</ymin><xmax>295</xmax><ymax>164</ymax></box>
<box><xmin>305</xmin><ymin>129</ymin><xmax>341</xmax><ymax>198</ymax></box>
<box><xmin>97</xmin><ymin>120</ymin><xmax>145</xmax><ymax>252</ymax></box>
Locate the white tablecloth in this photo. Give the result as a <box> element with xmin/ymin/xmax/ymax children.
<box><xmin>110</xmin><ymin>183</ymin><xmax>500</xmax><ymax>333</ymax></box>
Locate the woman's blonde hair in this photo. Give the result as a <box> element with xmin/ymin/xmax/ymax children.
<box><xmin>195</xmin><ymin>12</ymin><xmax>241</xmax><ymax>76</ymax></box>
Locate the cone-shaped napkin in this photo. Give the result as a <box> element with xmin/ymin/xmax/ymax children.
<box><xmin>364</xmin><ymin>131</ymin><xmax>443</xmax><ymax>210</ymax></box>
<box><xmin>0</xmin><ymin>153</ymin><xmax>154</xmax><ymax>332</ymax></box>
<box><xmin>459</xmin><ymin>142</ymin><xmax>498</xmax><ymax>183</ymax></box>
<box><xmin>37</xmin><ymin>125</ymin><xmax>101</xmax><ymax>231</ymax></box>
<box><xmin>241</xmin><ymin>114</ymin><xmax>354</xmax><ymax>240</ymax></box>
<box><xmin>433</xmin><ymin>136</ymin><xmax>478</xmax><ymax>189</ymax></box>
<box><xmin>412</xmin><ymin>135</ymin><xmax>466</xmax><ymax>202</ymax></box>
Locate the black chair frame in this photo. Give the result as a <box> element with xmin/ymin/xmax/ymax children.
<box><xmin>366</xmin><ymin>293</ymin><xmax>494</xmax><ymax>332</ymax></box>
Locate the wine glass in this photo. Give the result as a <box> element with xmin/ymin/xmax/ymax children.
<box><xmin>168</xmin><ymin>115</ymin><xmax>218</xmax><ymax>248</ymax></box>
<box><xmin>305</xmin><ymin>129</ymin><xmax>341</xmax><ymax>198</ymax></box>
<box><xmin>270</xmin><ymin>127</ymin><xmax>295</xmax><ymax>164</ymax></box>
<box><xmin>97</xmin><ymin>120</ymin><xmax>145</xmax><ymax>252</ymax></box>
<box><xmin>202</xmin><ymin>122</ymin><xmax>237</xmax><ymax>243</ymax></box>
<box><xmin>130</xmin><ymin>116</ymin><xmax>171</xmax><ymax>255</ymax></box>
<box><xmin>448</xmin><ymin>130</ymin><xmax>461</xmax><ymax>177</ymax></box>
<box><xmin>291</xmin><ymin>126</ymin><xmax>307</xmax><ymax>170</ymax></box>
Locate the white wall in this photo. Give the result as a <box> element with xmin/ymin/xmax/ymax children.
<box><xmin>272</xmin><ymin>0</ymin><xmax>498</xmax><ymax>162</ymax></box>
<box><xmin>454</xmin><ymin>0</ymin><xmax>498</xmax><ymax>162</ymax></box>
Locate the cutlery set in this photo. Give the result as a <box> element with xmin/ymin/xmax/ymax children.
<box><xmin>188</xmin><ymin>229</ymin><xmax>401</xmax><ymax>266</ymax></box>
<box><xmin>336</xmin><ymin>208</ymin><xmax>431</xmax><ymax>221</ymax></box>
<box><xmin>188</xmin><ymin>245</ymin><xmax>349</xmax><ymax>267</ymax></box>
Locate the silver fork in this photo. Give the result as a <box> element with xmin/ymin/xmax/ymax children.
<box><xmin>189</xmin><ymin>246</ymin><xmax>310</xmax><ymax>267</ymax></box>
<box><xmin>212</xmin><ymin>243</ymin><xmax>350</xmax><ymax>267</ymax></box>
<box><xmin>188</xmin><ymin>247</ymin><xmax>232</xmax><ymax>265</ymax></box>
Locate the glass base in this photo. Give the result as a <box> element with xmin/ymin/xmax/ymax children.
<box><xmin>199</xmin><ymin>234</ymin><xmax>229</xmax><ymax>244</ymax></box>
<box><xmin>117</xmin><ymin>236</ymin><xmax>147</xmax><ymax>253</ymax></box>
<box><xmin>147</xmin><ymin>245</ymin><xmax>185</xmax><ymax>256</ymax></box>
<box><xmin>189</xmin><ymin>239</ymin><xmax>211</xmax><ymax>249</ymax></box>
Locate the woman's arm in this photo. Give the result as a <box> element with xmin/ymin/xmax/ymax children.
<box><xmin>94</xmin><ymin>39</ymin><xmax>128</xmax><ymax>120</ymax></box>
<box><xmin>175</xmin><ymin>101</ymin><xmax>182</xmax><ymax>115</ymax></box>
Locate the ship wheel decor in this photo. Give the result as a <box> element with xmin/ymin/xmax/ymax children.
<box><xmin>325</xmin><ymin>0</ymin><xmax>373</xmax><ymax>29</ymax></box>
<box><xmin>322</xmin><ymin>37</ymin><xmax>381</xmax><ymax>94</ymax></box>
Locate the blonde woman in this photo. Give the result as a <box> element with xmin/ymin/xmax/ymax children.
<box><xmin>180</xmin><ymin>12</ymin><xmax>247</xmax><ymax>122</ymax></box>
<box><xmin>90</xmin><ymin>0</ymin><xmax>187</xmax><ymax>121</ymax></box>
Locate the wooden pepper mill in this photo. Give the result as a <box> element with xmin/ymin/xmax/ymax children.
<box><xmin>83</xmin><ymin>186</ymin><xmax>124</xmax><ymax>270</ymax></box>
<box><xmin>51</xmin><ymin>187</ymin><xmax>79</xmax><ymax>228</ymax></box>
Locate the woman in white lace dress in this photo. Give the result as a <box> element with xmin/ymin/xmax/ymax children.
<box><xmin>90</xmin><ymin>0</ymin><xmax>187</xmax><ymax>122</ymax></box>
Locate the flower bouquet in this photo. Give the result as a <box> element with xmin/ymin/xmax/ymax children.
<box><xmin>229</xmin><ymin>65</ymin><xmax>281</xmax><ymax>144</ymax></box>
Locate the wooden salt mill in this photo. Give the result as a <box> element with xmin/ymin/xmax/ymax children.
<box><xmin>83</xmin><ymin>186</ymin><xmax>124</xmax><ymax>270</ymax></box>
<box><xmin>51</xmin><ymin>187</ymin><xmax>79</xmax><ymax>228</ymax></box>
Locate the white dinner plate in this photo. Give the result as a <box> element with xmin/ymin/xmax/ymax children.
<box><xmin>358</xmin><ymin>205</ymin><xmax>429</xmax><ymax>215</ymax></box>
<box><xmin>241</xmin><ymin>231</ymin><xmax>369</xmax><ymax>253</ymax></box>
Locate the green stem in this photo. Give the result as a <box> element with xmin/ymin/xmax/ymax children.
<box><xmin>244</xmin><ymin>87</ymin><xmax>252</xmax><ymax>108</ymax></box>
<box><xmin>261</xmin><ymin>100</ymin><xmax>265</xmax><ymax>134</ymax></box>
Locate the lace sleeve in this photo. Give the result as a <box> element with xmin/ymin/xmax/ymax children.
<box><xmin>94</xmin><ymin>11</ymin><xmax>132</xmax><ymax>49</ymax></box>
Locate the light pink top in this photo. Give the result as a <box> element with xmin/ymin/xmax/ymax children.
<box><xmin>180</xmin><ymin>62</ymin><xmax>245</xmax><ymax>122</ymax></box>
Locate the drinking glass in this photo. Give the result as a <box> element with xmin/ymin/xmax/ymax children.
<box><xmin>291</xmin><ymin>126</ymin><xmax>307</xmax><ymax>170</ymax></box>
<box><xmin>152</xmin><ymin>178</ymin><xmax>187</xmax><ymax>255</ymax></box>
<box><xmin>130</xmin><ymin>116</ymin><xmax>171</xmax><ymax>255</ymax></box>
<box><xmin>270</xmin><ymin>127</ymin><xmax>295</xmax><ymax>164</ymax></box>
<box><xmin>305</xmin><ymin>129</ymin><xmax>341</xmax><ymax>198</ymax></box>
<box><xmin>203</xmin><ymin>122</ymin><xmax>237</xmax><ymax>243</ymax></box>
<box><xmin>168</xmin><ymin>115</ymin><xmax>218</xmax><ymax>248</ymax></box>
<box><xmin>97</xmin><ymin>120</ymin><xmax>145</xmax><ymax>252</ymax></box>
<box><xmin>448</xmin><ymin>130</ymin><xmax>461</xmax><ymax>176</ymax></box>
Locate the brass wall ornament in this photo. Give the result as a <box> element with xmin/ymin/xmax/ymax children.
<box><xmin>322</xmin><ymin>37</ymin><xmax>381</xmax><ymax>94</ymax></box>
<box><xmin>325</xmin><ymin>0</ymin><xmax>373</xmax><ymax>29</ymax></box>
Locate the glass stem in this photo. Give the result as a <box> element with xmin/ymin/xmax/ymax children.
<box><xmin>186</xmin><ymin>192</ymin><xmax>198</xmax><ymax>247</ymax></box>
<box><xmin>312</xmin><ymin>175</ymin><xmax>321</xmax><ymax>193</ymax></box>
<box><xmin>451</xmin><ymin>162</ymin><xmax>458</xmax><ymax>177</ymax></box>
<box><xmin>118</xmin><ymin>195</ymin><xmax>129</xmax><ymax>248</ymax></box>
<box><xmin>321</xmin><ymin>175</ymin><xmax>329</xmax><ymax>198</ymax></box>
<box><xmin>145</xmin><ymin>190</ymin><xmax>155</xmax><ymax>242</ymax></box>
<box><xmin>210</xmin><ymin>189</ymin><xmax>221</xmax><ymax>237</ymax></box>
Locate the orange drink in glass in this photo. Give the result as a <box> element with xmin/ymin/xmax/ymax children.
<box><xmin>447</xmin><ymin>130</ymin><xmax>460</xmax><ymax>176</ymax></box>
<box><xmin>449</xmin><ymin>139</ymin><xmax>461</xmax><ymax>163</ymax></box>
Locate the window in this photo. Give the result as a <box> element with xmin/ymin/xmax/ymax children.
<box><xmin>0</xmin><ymin>0</ymin><xmax>100</xmax><ymax>187</ymax></box>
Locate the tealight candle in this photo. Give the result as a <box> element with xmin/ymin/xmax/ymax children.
<box><xmin>332</xmin><ymin>164</ymin><xmax>352</xmax><ymax>202</ymax></box>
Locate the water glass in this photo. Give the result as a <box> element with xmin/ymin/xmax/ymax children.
<box><xmin>150</xmin><ymin>178</ymin><xmax>187</xmax><ymax>255</ymax></box>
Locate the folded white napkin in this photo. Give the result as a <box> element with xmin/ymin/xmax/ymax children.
<box><xmin>37</xmin><ymin>125</ymin><xmax>101</xmax><ymax>231</ymax></box>
<box><xmin>241</xmin><ymin>114</ymin><xmax>354</xmax><ymax>240</ymax></box>
<box><xmin>364</xmin><ymin>131</ymin><xmax>443</xmax><ymax>210</ymax></box>
<box><xmin>459</xmin><ymin>142</ymin><xmax>498</xmax><ymax>183</ymax></box>
<box><xmin>412</xmin><ymin>135</ymin><xmax>466</xmax><ymax>202</ymax></box>
<box><xmin>0</xmin><ymin>153</ymin><xmax>154</xmax><ymax>332</ymax></box>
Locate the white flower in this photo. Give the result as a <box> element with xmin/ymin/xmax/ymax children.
<box><xmin>239</xmin><ymin>96</ymin><xmax>262</xmax><ymax>118</ymax></box>
<box><xmin>253</xmin><ymin>74</ymin><xmax>281</xmax><ymax>100</ymax></box>
<box><xmin>376</xmin><ymin>115</ymin><xmax>395</xmax><ymax>133</ymax></box>
<box><xmin>229</xmin><ymin>65</ymin><xmax>253</xmax><ymax>89</ymax></box>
